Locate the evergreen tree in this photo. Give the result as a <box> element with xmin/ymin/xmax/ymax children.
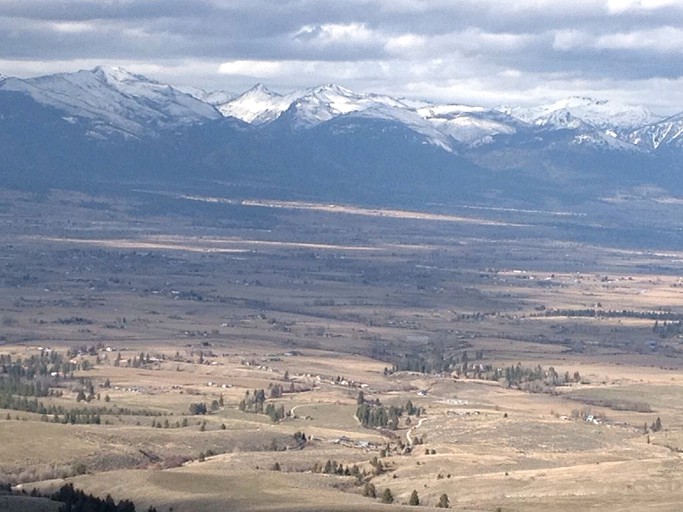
<box><xmin>409</xmin><ymin>489</ymin><xmax>420</xmax><ymax>506</ymax></box>
<box><xmin>436</xmin><ymin>493</ymin><xmax>450</xmax><ymax>508</ymax></box>
<box><xmin>381</xmin><ymin>488</ymin><xmax>394</xmax><ymax>504</ymax></box>
<box><xmin>363</xmin><ymin>482</ymin><xmax>377</xmax><ymax>498</ymax></box>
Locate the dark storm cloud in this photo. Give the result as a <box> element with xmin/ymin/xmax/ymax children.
<box><xmin>1</xmin><ymin>0</ymin><xmax>683</xmax><ymax>111</ymax></box>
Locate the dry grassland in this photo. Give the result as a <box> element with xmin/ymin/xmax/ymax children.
<box><xmin>2</xmin><ymin>189</ymin><xmax>683</xmax><ymax>511</ymax></box>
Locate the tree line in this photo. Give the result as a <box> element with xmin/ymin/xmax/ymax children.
<box><xmin>6</xmin><ymin>483</ymin><xmax>156</xmax><ymax>512</ymax></box>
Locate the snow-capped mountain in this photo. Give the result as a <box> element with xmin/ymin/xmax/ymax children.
<box><xmin>175</xmin><ymin>85</ymin><xmax>235</xmax><ymax>107</ymax></box>
<box><xmin>218</xmin><ymin>83</ymin><xmax>522</xmax><ymax>149</ymax></box>
<box><xmin>216</xmin><ymin>82</ymin><xmax>458</xmax><ymax>150</ymax></box>
<box><xmin>331</xmin><ymin>104</ymin><xmax>456</xmax><ymax>152</ymax></box>
<box><xmin>504</xmin><ymin>97</ymin><xmax>662</xmax><ymax>131</ymax></box>
<box><xmin>497</xmin><ymin>97</ymin><xmax>670</xmax><ymax>152</ymax></box>
<box><xmin>218</xmin><ymin>83</ymin><xmax>412</xmax><ymax>127</ymax></box>
<box><xmin>0</xmin><ymin>66</ymin><xmax>220</xmax><ymax>138</ymax></box>
<box><xmin>216</xmin><ymin>84</ymin><xmax>669</xmax><ymax>151</ymax></box>
<box><xmin>417</xmin><ymin>104</ymin><xmax>521</xmax><ymax>145</ymax></box>
<box><xmin>628</xmin><ymin>112</ymin><xmax>683</xmax><ymax>150</ymax></box>
<box><xmin>281</xmin><ymin>84</ymin><xmax>412</xmax><ymax>127</ymax></box>
<box><xmin>1</xmin><ymin>67</ymin><xmax>676</xmax><ymax>152</ymax></box>
<box><xmin>216</xmin><ymin>84</ymin><xmax>301</xmax><ymax>124</ymax></box>
<box><xmin>1</xmin><ymin>66</ymin><xmax>682</xmax><ymax>211</ymax></box>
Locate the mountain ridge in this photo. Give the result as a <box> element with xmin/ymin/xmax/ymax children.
<box><xmin>1</xmin><ymin>66</ymin><xmax>682</xmax><ymax>209</ymax></box>
<box><xmin>2</xmin><ymin>66</ymin><xmax>679</xmax><ymax>151</ymax></box>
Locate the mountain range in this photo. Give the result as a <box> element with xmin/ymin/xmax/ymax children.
<box><xmin>1</xmin><ymin>66</ymin><xmax>682</xmax><ymax>209</ymax></box>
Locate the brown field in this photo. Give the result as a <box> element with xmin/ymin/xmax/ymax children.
<box><xmin>2</xmin><ymin>188</ymin><xmax>683</xmax><ymax>511</ymax></box>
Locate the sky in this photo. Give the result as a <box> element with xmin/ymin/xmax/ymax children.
<box><xmin>1</xmin><ymin>0</ymin><xmax>683</xmax><ymax>113</ymax></box>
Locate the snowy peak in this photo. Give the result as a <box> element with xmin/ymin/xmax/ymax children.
<box><xmin>0</xmin><ymin>66</ymin><xmax>220</xmax><ymax>138</ymax></box>
<box><xmin>219</xmin><ymin>82</ymin><xmax>418</xmax><ymax>128</ymax></box>
<box><xmin>504</xmin><ymin>96</ymin><xmax>662</xmax><ymax>132</ymax></box>
<box><xmin>217</xmin><ymin>83</ymin><xmax>298</xmax><ymax>124</ymax></box>
<box><xmin>283</xmin><ymin>84</ymin><xmax>417</xmax><ymax>128</ymax></box>
<box><xmin>91</xmin><ymin>65</ymin><xmax>144</xmax><ymax>85</ymax></box>
<box><xmin>250</xmin><ymin>83</ymin><xmax>273</xmax><ymax>94</ymax></box>
<box><xmin>285</xmin><ymin>86</ymin><xmax>361</xmax><ymax>126</ymax></box>
<box><xmin>418</xmin><ymin>104</ymin><xmax>522</xmax><ymax>145</ymax></box>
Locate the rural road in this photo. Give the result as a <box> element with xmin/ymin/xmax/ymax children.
<box><xmin>406</xmin><ymin>417</ymin><xmax>428</xmax><ymax>445</ymax></box>
<box><xmin>290</xmin><ymin>404</ymin><xmax>305</xmax><ymax>417</ymax></box>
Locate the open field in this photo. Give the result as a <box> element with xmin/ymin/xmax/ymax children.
<box><xmin>2</xmin><ymin>188</ymin><xmax>683</xmax><ymax>511</ymax></box>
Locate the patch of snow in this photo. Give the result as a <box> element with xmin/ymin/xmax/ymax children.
<box><xmin>175</xmin><ymin>85</ymin><xmax>235</xmax><ymax>106</ymax></box>
<box><xmin>629</xmin><ymin>112</ymin><xmax>683</xmax><ymax>150</ymax></box>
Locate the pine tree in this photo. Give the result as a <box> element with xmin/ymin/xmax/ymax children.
<box><xmin>436</xmin><ymin>493</ymin><xmax>450</xmax><ymax>508</ymax></box>
<box><xmin>363</xmin><ymin>482</ymin><xmax>377</xmax><ymax>498</ymax></box>
<box><xmin>409</xmin><ymin>489</ymin><xmax>420</xmax><ymax>506</ymax></box>
<box><xmin>381</xmin><ymin>488</ymin><xmax>394</xmax><ymax>504</ymax></box>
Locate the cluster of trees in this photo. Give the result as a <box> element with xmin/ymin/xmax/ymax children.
<box><xmin>0</xmin><ymin>393</ymin><xmax>112</xmax><ymax>424</ymax></box>
<box><xmin>0</xmin><ymin>382</ymin><xmax>165</xmax><ymax>422</ymax></box>
<box><xmin>237</xmin><ymin>389</ymin><xmax>286</xmax><ymax>422</ymax></box>
<box><xmin>238</xmin><ymin>389</ymin><xmax>266</xmax><ymax>413</ymax></box>
<box><xmin>386</xmin><ymin>349</ymin><xmax>486</xmax><ymax>376</ymax></box>
<box><xmin>293</xmin><ymin>431</ymin><xmax>307</xmax><ymax>445</ymax></box>
<box><xmin>541</xmin><ymin>308</ymin><xmax>683</xmax><ymax>321</ymax></box>
<box><xmin>113</xmin><ymin>351</ymin><xmax>161</xmax><ymax>368</ymax></box>
<box><xmin>66</xmin><ymin>344</ymin><xmax>104</xmax><ymax>357</ymax></box>
<box><xmin>653</xmin><ymin>320</ymin><xmax>683</xmax><ymax>338</ymax></box>
<box><xmin>356</xmin><ymin>396</ymin><xmax>422</xmax><ymax>429</ymax></box>
<box><xmin>269</xmin><ymin>384</ymin><xmax>283</xmax><ymax>398</ymax></box>
<box><xmin>388</xmin><ymin>353</ymin><xmax>453</xmax><ymax>374</ymax></box>
<box><xmin>151</xmin><ymin>417</ymin><xmax>191</xmax><ymax>429</ymax></box>
<box><xmin>188</xmin><ymin>399</ymin><xmax>225</xmax><ymax>415</ymax></box>
<box><xmin>265</xmin><ymin>403</ymin><xmax>286</xmax><ymax>422</ymax></box>
<box><xmin>311</xmin><ymin>454</ymin><xmax>382</xmax><ymax>481</ymax></box>
<box><xmin>313</xmin><ymin>460</ymin><xmax>363</xmax><ymax>479</ymax></box>
<box><xmin>487</xmin><ymin>363</ymin><xmax>580</xmax><ymax>392</ymax></box>
<box><xmin>75</xmin><ymin>377</ymin><xmax>97</xmax><ymax>402</ymax></box>
<box><xmin>0</xmin><ymin>377</ymin><xmax>55</xmax><ymax>399</ymax></box>
<box><xmin>189</xmin><ymin>402</ymin><xmax>208</xmax><ymax>415</ymax></box>
<box><xmin>0</xmin><ymin>349</ymin><xmax>116</xmax><ymax>419</ymax></box>
<box><xmin>363</xmin><ymin>485</ymin><xmax>394</xmax><ymax>504</ymax></box>
<box><xmin>647</xmin><ymin>417</ymin><xmax>663</xmax><ymax>432</ymax></box>
<box><xmin>56</xmin><ymin>317</ymin><xmax>92</xmax><ymax>325</ymax></box>
<box><xmin>19</xmin><ymin>483</ymin><xmax>152</xmax><ymax>512</ymax></box>
<box><xmin>1</xmin><ymin>353</ymin><xmax>43</xmax><ymax>379</ymax></box>
<box><xmin>0</xmin><ymin>350</ymin><xmax>78</xmax><ymax>382</ymax></box>
<box><xmin>362</xmin><ymin>486</ymin><xmax>448</xmax><ymax>507</ymax></box>
<box><xmin>46</xmin><ymin>409</ymin><xmax>103</xmax><ymax>425</ymax></box>
<box><xmin>356</xmin><ymin>402</ymin><xmax>393</xmax><ymax>428</ymax></box>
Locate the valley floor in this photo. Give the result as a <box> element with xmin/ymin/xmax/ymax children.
<box><xmin>1</xmin><ymin>188</ymin><xmax>683</xmax><ymax>511</ymax></box>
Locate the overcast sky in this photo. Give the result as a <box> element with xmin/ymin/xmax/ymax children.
<box><xmin>1</xmin><ymin>0</ymin><xmax>683</xmax><ymax>113</ymax></box>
